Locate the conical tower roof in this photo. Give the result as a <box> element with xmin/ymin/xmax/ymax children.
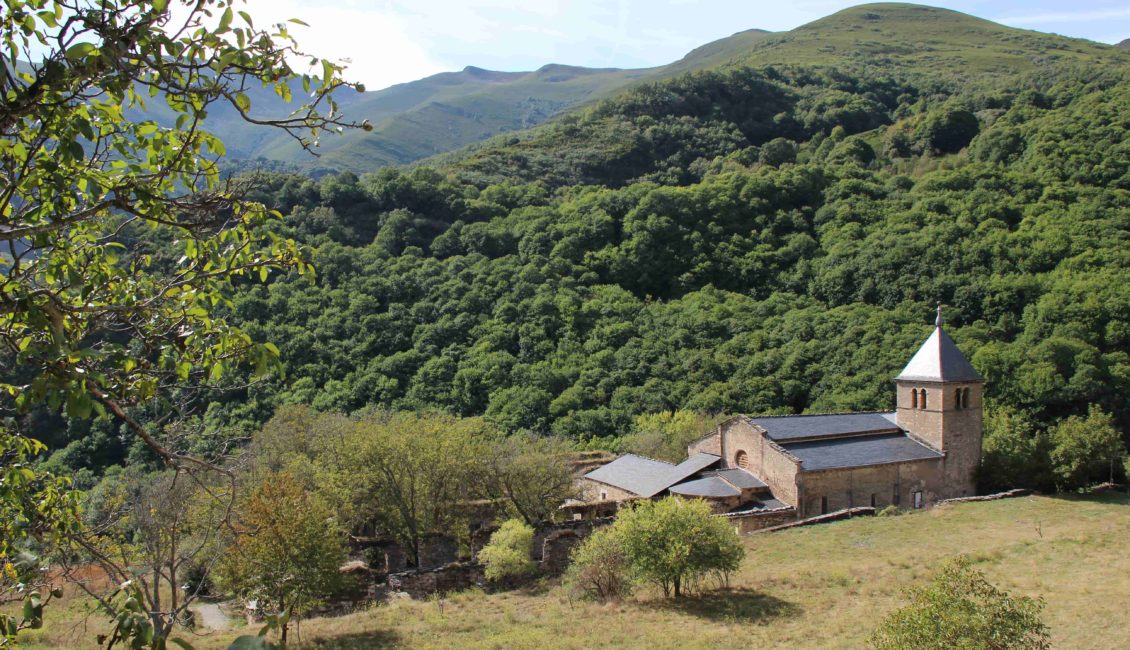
<box><xmin>896</xmin><ymin>307</ymin><xmax>982</xmax><ymax>383</ymax></box>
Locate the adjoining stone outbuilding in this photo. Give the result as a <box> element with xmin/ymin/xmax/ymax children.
<box><xmin>580</xmin><ymin>307</ymin><xmax>984</xmax><ymax>522</ymax></box>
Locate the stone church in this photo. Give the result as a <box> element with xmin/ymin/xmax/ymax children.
<box><xmin>581</xmin><ymin>308</ymin><xmax>983</xmax><ymax>522</ymax></box>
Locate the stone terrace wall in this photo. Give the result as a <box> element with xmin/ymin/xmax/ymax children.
<box><xmin>724</xmin><ymin>508</ymin><xmax>798</xmax><ymax>534</ymax></box>
<box><xmin>386</xmin><ymin>562</ymin><xmax>485</xmax><ymax>599</ymax></box>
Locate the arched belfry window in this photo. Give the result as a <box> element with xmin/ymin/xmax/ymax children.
<box><xmin>962</xmin><ymin>387</ymin><xmax>971</xmax><ymax>409</ymax></box>
<box><xmin>920</xmin><ymin>389</ymin><xmax>928</xmax><ymax>410</ymax></box>
<box><xmin>735</xmin><ymin>450</ymin><xmax>749</xmax><ymax>469</ymax></box>
<box><xmin>954</xmin><ymin>388</ymin><xmax>963</xmax><ymax>410</ymax></box>
<box><xmin>911</xmin><ymin>388</ymin><xmax>918</xmax><ymax>409</ymax></box>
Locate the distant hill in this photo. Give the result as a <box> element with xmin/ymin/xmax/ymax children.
<box><xmin>144</xmin><ymin>3</ymin><xmax>1126</xmax><ymax>173</ymax></box>
<box><xmin>1118</xmin><ymin>38</ymin><xmax>1130</xmax><ymax>51</ymax></box>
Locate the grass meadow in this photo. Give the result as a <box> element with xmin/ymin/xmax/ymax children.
<box><xmin>12</xmin><ymin>493</ymin><xmax>1130</xmax><ymax>649</ymax></box>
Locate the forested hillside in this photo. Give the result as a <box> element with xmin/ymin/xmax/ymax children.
<box><xmin>33</xmin><ymin>4</ymin><xmax>1130</xmax><ymax>492</ymax></box>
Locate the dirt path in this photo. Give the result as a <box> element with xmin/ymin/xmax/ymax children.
<box><xmin>192</xmin><ymin>602</ymin><xmax>233</xmax><ymax>631</ymax></box>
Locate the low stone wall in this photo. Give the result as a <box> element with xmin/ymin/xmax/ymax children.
<box><xmin>757</xmin><ymin>506</ymin><xmax>876</xmax><ymax>533</ymax></box>
<box><xmin>936</xmin><ymin>488</ymin><xmax>1030</xmax><ymax>505</ymax></box>
<box><xmin>723</xmin><ymin>508</ymin><xmax>798</xmax><ymax>534</ymax></box>
<box><xmin>531</xmin><ymin>517</ymin><xmax>612</xmax><ymax>561</ymax></box>
<box><xmin>386</xmin><ymin>562</ymin><xmax>486</xmax><ymax>599</ymax></box>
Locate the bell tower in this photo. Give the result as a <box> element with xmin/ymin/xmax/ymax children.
<box><xmin>895</xmin><ymin>305</ymin><xmax>983</xmax><ymax>498</ymax></box>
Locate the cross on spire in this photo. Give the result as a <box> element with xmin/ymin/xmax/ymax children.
<box><xmin>935</xmin><ymin>302</ymin><xmax>943</xmax><ymax>328</ymax></box>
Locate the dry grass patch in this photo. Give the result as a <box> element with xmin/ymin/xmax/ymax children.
<box><xmin>12</xmin><ymin>493</ymin><xmax>1130</xmax><ymax>649</ymax></box>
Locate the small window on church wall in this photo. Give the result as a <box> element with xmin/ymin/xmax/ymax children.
<box><xmin>920</xmin><ymin>389</ymin><xmax>928</xmax><ymax>409</ymax></box>
<box><xmin>911</xmin><ymin>388</ymin><xmax>918</xmax><ymax>409</ymax></box>
<box><xmin>820</xmin><ymin>496</ymin><xmax>828</xmax><ymax>515</ymax></box>
<box><xmin>600</xmin><ymin>491</ymin><xmax>607</xmax><ymax>501</ymax></box>
<box><xmin>954</xmin><ymin>388</ymin><xmax>962</xmax><ymax>410</ymax></box>
<box><xmin>870</xmin><ymin>493</ymin><xmax>877</xmax><ymax>508</ymax></box>
<box><xmin>913</xmin><ymin>491</ymin><xmax>923</xmax><ymax>509</ymax></box>
<box><xmin>963</xmin><ymin>387</ymin><xmax>971</xmax><ymax>409</ymax></box>
<box><xmin>735</xmin><ymin>450</ymin><xmax>749</xmax><ymax>469</ymax></box>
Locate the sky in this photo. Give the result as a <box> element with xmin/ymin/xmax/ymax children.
<box><xmin>231</xmin><ymin>0</ymin><xmax>1130</xmax><ymax>90</ymax></box>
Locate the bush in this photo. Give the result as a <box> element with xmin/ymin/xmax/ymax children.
<box><xmin>876</xmin><ymin>505</ymin><xmax>902</xmax><ymax>517</ymax></box>
<box><xmin>615</xmin><ymin>496</ymin><xmax>744</xmax><ymax>598</ymax></box>
<box><xmin>870</xmin><ymin>557</ymin><xmax>1050</xmax><ymax>649</ymax></box>
<box><xmin>1049</xmin><ymin>405</ymin><xmax>1127</xmax><ymax>491</ymax></box>
<box><xmin>478</xmin><ymin>519</ymin><xmax>536</xmax><ymax>582</ymax></box>
<box><xmin>565</xmin><ymin>527</ymin><xmax>634</xmax><ymax>602</ymax></box>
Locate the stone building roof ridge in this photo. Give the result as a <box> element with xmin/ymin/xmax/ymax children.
<box><xmin>742</xmin><ymin>409</ymin><xmax>897</xmax><ymax>421</ymax></box>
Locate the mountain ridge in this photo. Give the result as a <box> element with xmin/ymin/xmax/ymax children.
<box><xmin>185</xmin><ymin>3</ymin><xmax>1127</xmax><ymax>173</ymax></box>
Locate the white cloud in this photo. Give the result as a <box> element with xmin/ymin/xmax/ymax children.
<box><xmin>216</xmin><ymin>0</ymin><xmax>449</xmax><ymax>90</ymax></box>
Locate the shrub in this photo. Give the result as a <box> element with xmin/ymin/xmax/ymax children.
<box><xmin>566</xmin><ymin>527</ymin><xmax>634</xmax><ymax>602</ymax></box>
<box><xmin>876</xmin><ymin>505</ymin><xmax>902</xmax><ymax>517</ymax></box>
<box><xmin>479</xmin><ymin>519</ymin><xmax>536</xmax><ymax>582</ymax></box>
<box><xmin>1049</xmin><ymin>405</ymin><xmax>1126</xmax><ymax>491</ymax></box>
<box><xmin>870</xmin><ymin>557</ymin><xmax>1050</xmax><ymax>650</ymax></box>
<box><xmin>615</xmin><ymin>496</ymin><xmax>745</xmax><ymax>598</ymax></box>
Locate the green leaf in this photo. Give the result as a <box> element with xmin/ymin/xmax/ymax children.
<box><xmin>64</xmin><ymin>42</ymin><xmax>96</xmax><ymax>60</ymax></box>
<box><xmin>234</xmin><ymin>92</ymin><xmax>251</xmax><ymax>113</ymax></box>
<box><xmin>219</xmin><ymin>7</ymin><xmax>234</xmax><ymax>31</ymax></box>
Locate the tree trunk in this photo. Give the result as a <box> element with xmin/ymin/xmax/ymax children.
<box><xmin>674</xmin><ymin>575</ymin><xmax>681</xmax><ymax>598</ymax></box>
<box><xmin>281</xmin><ymin>621</ymin><xmax>289</xmax><ymax>645</ymax></box>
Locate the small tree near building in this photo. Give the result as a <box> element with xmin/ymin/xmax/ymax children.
<box><xmin>216</xmin><ymin>472</ymin><xmax>349</xmax><ymax>646</ymax></box>
<box><xmin>1049</xmin><ymin>405</ymin><xmax>1126</xmax><ymax>490</ymax></box>
<box><xmin>565</xmin><ymin>527</ymin><xmax>634</xmax><ymax>602</ymax></box>
<box><xmin>615</xmin><ymin>496</ymin><xmax>744</xmax><ymax>598</ymax></box>
<box><xmin>478</xmin><ymin>519</ymin><xmax>536</xmax><ymax>582</ymax></box>
<box><xmin>870</xmin><ymin>557</ymin><xmax>1050</xmax><ymax>650</ymax></box>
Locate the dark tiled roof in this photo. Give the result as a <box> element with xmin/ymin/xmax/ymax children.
<box><xmin>669</xmin><ymin>476</ymin><xmax>741</xmax><ymax>498</ymax></box>
<box><xmin>782</xmin><ymin>433</ymin><xmax>942</xmax><ymax>471</ymax></box>
<box><xmin>675</xmin><ymin>452</ymin><xmax>723</xmax><ymax>475</ymax></box>
<box><xmin>703</xmin><ymin>468</ymin><xmax>767</xmax><ymax>490</ymax></box>
<box><xmin>747</xmin><ymin>412</ymin><xmax>900</xmax><ymax>441</ymax></box>
<box><xmin>897</xmin><ymin>326</ymin><xmax>982</xmax><ymax>382</ymax></box>
<box><xmin>584</xmin><ymin>452</ymin><xmax>721</xmax><ymax>498</ymax></box>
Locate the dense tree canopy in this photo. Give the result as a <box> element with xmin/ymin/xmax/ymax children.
<box><xmin>127</xmin><ymin>63</ymin><xmax>1129</xmax><ymax>470</ymax></box>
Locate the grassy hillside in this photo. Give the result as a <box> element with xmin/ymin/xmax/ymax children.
<box><xmin>224</xmin><ymin>494</ymin><xmax>1130</xmax><ymax>649</ymax></box>
<box><xmin>727</xmin><ymin>3</ymin><xmax>1120</xmax><ymax>76</ymax></box>
<box><xmin>167</xmin><ymin>3</ymin><xmax>1127</xmax><ymax>173</ymax></box>
<box><xmin>17</xmin><ymin>494</ymin><xmax>1126</xmax><ymax>648</ymax></box>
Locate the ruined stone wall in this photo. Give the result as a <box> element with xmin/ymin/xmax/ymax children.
<box><xmin>728</xmin><ymin>509</ymin><xmax>798</xmax><ymax>534</ymax></box>
<box><xmin>386</xmin><ymin>562</ymin><xmax>485</xmax><ymax>599</ymax></box>
<box><xmin>797</xmin><ymin>459</ymin><xmax>944</xmax><ymax>518</ymax></box>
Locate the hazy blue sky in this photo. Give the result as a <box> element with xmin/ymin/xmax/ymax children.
<box><xmin>236</xmin><ymin>1</ymin><xmax>1130</xmax><ymax>89</ymax></box>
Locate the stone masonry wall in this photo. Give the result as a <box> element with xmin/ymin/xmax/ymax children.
<box><xmin>728</xmin><ymin>508</ymin><xmax>798</xmax><ymax>534</ymax></box>
<box><xmin>896</xmin><ymin>380</ymin><xmax>983</xmax><ymax>499</ymax></box>
<box><xmin>797</xmin><ymin>459</ymin><xmax>944</xmax><ymax>518</ymax></box>
<box><xmin>580</xmin><ymin>477</ymin><xmax>639</xmax><ymax>502</ymax></box>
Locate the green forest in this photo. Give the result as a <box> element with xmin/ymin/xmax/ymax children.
<box><xmin>34</xmin><ymin>60</ymin><xmax>1130</xmax><ymax>493</ymax></box>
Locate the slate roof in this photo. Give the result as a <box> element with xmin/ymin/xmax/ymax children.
<box><xmin>703</xmin><ymin>468</ymin><xmax>767</xmax><ymax>490</ymax></box>
<box><xmin>584</xmin><ymin>452</ymin><xmax>721</xmax><ymax>498</ymax></box>
<box><xmin>669</xmin><ymin>476</ymin><xmax>741</xmax><ymax>498</ymax></box>
<box><xmin>723</xmin><ymin>496</ymin><xmax>790</xmax><ymax>515</ymax></box>
<box><xmin>746</xmin><ymin>412</ymin><xmax>901</xmax><ymax>442</ymax></box>
<box><xmin>897</xmin><ymin>326</ymin><xmax>982</xmax><ymax>382</ymax></box>
<box><xmin>781</xmin><ymin>433</ymin><xmax>943</xmax><ymax>471</ymax></box>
